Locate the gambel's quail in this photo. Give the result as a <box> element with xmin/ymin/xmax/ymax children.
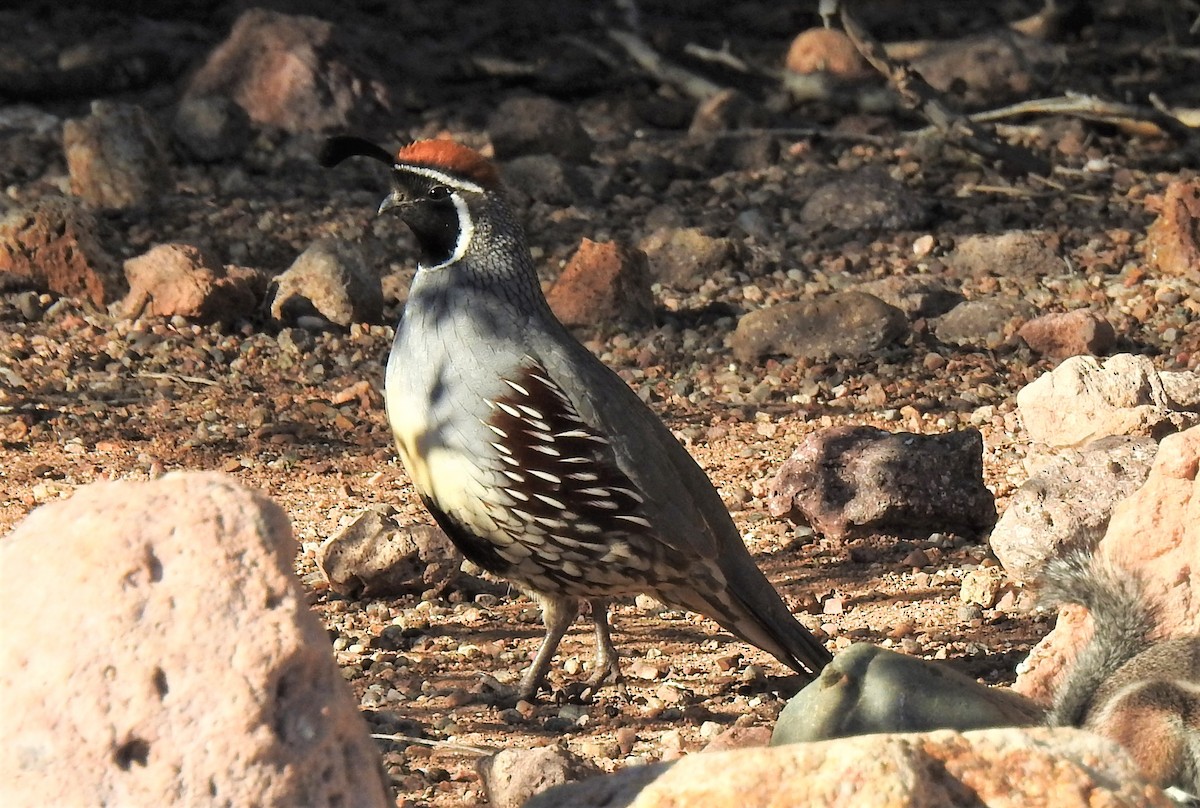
<box><xmin>320</xmin><ymin>135</ymin><xmax>833</xmax><ymax>699</ymax></box>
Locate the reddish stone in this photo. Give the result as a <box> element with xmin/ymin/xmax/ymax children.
<box><xmin>546</xmin><ymin>239</ymin><xmax>654</xmax><ymax>328</ymax></box>
<box><xmin>1017</xmin><ymin>309</ymin><xmax>1116</xmax><ymax>358</ymax></box>
<box><xmin>784</xmin><ymin>28</ymin><xmax>870</xmax><ymax>78</ymax></box>
<box><xmin>0</xmin><ymin>473</ymin><xmax>390</xmax><ymax>807</ymax></box>
<box><xmin>1145</xmin><ymin>178</ymin><xmax>1200</xmax><ymax>282</ymax></box>
<box><xmin>1017</xmin><ymin>426</ymin><xmax>1200</xmax><ymax>701</ymax></box>
<box><xmin>0</xmin><ymin>197</ymin><xmax>122</xmax><ymax>307</ymax></box>
<box><xmin>122</xmin><ymin>243</ymin><xmax>261</xmax><ymax>324</ymax></box>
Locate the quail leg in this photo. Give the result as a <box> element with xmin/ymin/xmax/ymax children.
<box><xmin>586</xmin><ymin>598</ymin><xmax>623</xmax><ymax>689</ymax></box>
<box><xmin>518</xmin><ymin>594</ymin><xmax>579</xmax><ymax>701</ymax></box>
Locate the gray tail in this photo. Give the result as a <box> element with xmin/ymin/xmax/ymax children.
<box><xmin>1039</xmin><ymin>550</ymin><xmax>1154</xmax><ymax>726</ymax></box>
<box><xmin>673</xmin><ymin>554</ymin><xmax>833</xmax><ymax>681</ymax></box>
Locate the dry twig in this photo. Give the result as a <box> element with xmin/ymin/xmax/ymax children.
<box><xmin>967</xmin><ymin>92</ymin><xmax>1195</xmax><ymax>140</ymax></box>
<box><xmin>370</xmin><ymin>733</ymin><xmax>493</xmax><ymax>756</ymax></box>
<box><xmin>832</xmin><ymin>1</ymin><xmax>1051</xmax><ymax>176</ymax></box>
<box><xmin>607</xmin><ymin>29</ymin><xmax>724</xmax><ymax>101</ymax></box>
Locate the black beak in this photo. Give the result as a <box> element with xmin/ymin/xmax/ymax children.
<box><xmin>318</xmin><ymin>135</ymin><xmax>394</xmax><ymax>168</ymax></box>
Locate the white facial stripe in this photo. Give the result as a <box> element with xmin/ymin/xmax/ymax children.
<box><xmin>425</xmin><ymin>193</ymin><xmax>472</xmax><ymax>270</ymax></box>
<box><xmin>394</xmin><ymin>164</ymin><xmax>485</xmax><ymax>195</ymax></box>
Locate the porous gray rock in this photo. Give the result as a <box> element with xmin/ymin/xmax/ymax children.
<box><xmin>316</xmin><ymin>504</ymin><xmax>461</xmax><ymax>598</ymax></box>
<box><xmin>63</xmin><ymin>100</ymin><xmax>170</xmax><ymax>209</ymax></box>
<box><xmin>989</xmin><ymin>436</ymin><xmax>1158</xmax><ymax>583</ymax></box>
<box><xmin>478</xmin><ymin>744</ymin><xmax>599</xmax><ymax>808</ymax></box>
<box><xmin>1016</xmin><ymin>354</ymin><xmax>1200</xmax><ymax>448</ymax></box>
<box><xmin>0</xmin><ymin>472</ymin><xmax>390</xmax><ymax>808</ymax></box>
<box><xmin>731</xmin><ymin>292</ymin><xmax>908</xmax><ymax>363</ymax></box>
<box><xmin>771</xmin><ymin>644</ymin><xmax>1043</xmax><ymax>746</ymax></box>
<box><xmin>638</xmin><ymin>227</ymin><xmax>737</xmax><ymax>290</ymax></box>
<box><xmin>269</xmin><ymin>238</ymin><xmax>382</xmax><ymax>327</ymax></box>
<box><xmin>767</xmin><ymin>425</ymin><xmax>997</xmax><ymax>540</ymax></box>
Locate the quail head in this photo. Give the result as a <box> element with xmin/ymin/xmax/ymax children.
<box><xmin>320</xmin><ymin>135</ymin><xmax>833</xmax><ymax>700</ymax></box>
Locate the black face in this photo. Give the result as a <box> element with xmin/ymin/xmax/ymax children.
<box><xmin>317</xmin><ymin>136</ymin><xmax>463</xmax><ymax>268</ymax></box>
<box><xmin>390</xmin><ymin>174</ymin><xmax>460</xmax><ymax>267</ymax></box>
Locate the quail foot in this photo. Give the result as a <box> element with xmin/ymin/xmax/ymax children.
<box><xmin>320</xmin><ymin>135</ymin><xmax>833</xmax><ymax>700</ymax></box>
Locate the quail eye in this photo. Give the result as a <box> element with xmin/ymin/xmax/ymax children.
<box><xmin>428</xmin><ymin>185</ymin><xmax>452</xmax><ymax>201</ymax></box>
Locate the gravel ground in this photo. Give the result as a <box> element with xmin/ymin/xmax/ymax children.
<box><xmin>2</xmin><ymin>1</ymin><xmax>1199</xmax><ymax>805</ymax></box>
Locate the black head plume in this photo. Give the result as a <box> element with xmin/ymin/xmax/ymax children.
<box><xmin>318</xmin><ymin>135</ymin><xmax>394</xmax><ymax>168</ymax></box>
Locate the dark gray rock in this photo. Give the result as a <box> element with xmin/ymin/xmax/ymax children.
<box><xmin>488</xmin><ymin>95</ymin><xmax>593</xmax><ymax>162</ymax></box>
<box><xmin>767</xmin><ymin>425</ymin><xmax>997</xmax><ymax>540</ymax></box>
<box><xmin>853</xmin><ymin>276</ymin><xmax>964</xmax><ymax>319</ymax></box>
<box><xmin>911</xmin><ymin>31</ymin><xmax>1063</xmax><ymax>105</ymax></box>
<box><xmin>771</xmin><ymin>643</ymin><xmax>1044</xmax><ymax>746</ymax></box>
<box><xmin>173</xmin><ymin>95</ymin><xmax>252</xmax><ymax>162</ymax></box>
<box><xmin>947</xmin><ymin>231</ymin><xmax>1064</xmax><ymax>278</ymax></box>
<box><xmin>933</xmin><ymin>297</ymin><xmax>1036</xmax><ymax>349</ymax></box>
<box><xmin>800</xmin><ymin>168</ymin><xmax>932</xmax><ymax>232</ymax></box>
<box><xmin>501</xmin><ymin>154</ymin><xmax>594</xmax><ymax>207</ymax></box>
<box><xmin>989</xmin><ymin>436</ymin><xmax>1158</xmax><ymax>582</ymax></box>
<box><xmin>731</xmin><ymin>292</ymin><xmax>908</xmax><ymax>363</ymax></box>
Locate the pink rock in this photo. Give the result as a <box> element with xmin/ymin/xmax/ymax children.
<box><xmin>526</xmin><ymin>728</ymin><xmax>1172</xmax><ymax>808</ymax></box>
<box><xmin>1017</xmin><ymin>354</ymin><xmax>1200</xmax><ymax>448</ymax></box>
<box><xmin>1017</xmin><ymin>309</ymin><xmax>1116</xmax><ymax>358</ymax></box>
<box><xmin>122</xmin><ymin>242</ymin><xmax>261</xmax><ymax>324</ymax></box>
<box><xmin>184</xmin><ymin>8</ymin><xmax>392</xmax><ymax>134</ymax></box>
<box><xmin>546</xmin><ymin>239</ymin><xmax>654</xmax><ymax>328</ymax></box>
<box><xmin>0</xmin><ymin>472</ymin><xmax>389</xmax><ymax>808</ymax></box>
<box><xmin>0</xmin><ymin>196</ymin><xmax>123</xmax><ymax>306</ymax></box>
<box><xmin>1016</xmin><ymin>426</ymin><xmax>1200</xmax><ymax>701</ymax></box>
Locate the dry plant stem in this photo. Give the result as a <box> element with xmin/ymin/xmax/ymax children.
<box><xmin>370</xmin><ymin>734</ymin><xmax>492</xmax><ymax>756</ymax></box>
<box><xmin>608</xmin><ymin>29</ymin><xmax>724</xmax><ymax>101</ymax></box>
<box><xmin>967</xmin><ymin>93</ymin><xmax>1195</xmax><ymax>140</ymax></box>
<box><xmin>683</xmin><ymin>42</ymin><xmax>753</xmax><ymax>74</ymax></box>
<box><xmin>836</xmin><ymin>2</ymin><xmax>1051</xmax><ymax>176</ymax></box>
